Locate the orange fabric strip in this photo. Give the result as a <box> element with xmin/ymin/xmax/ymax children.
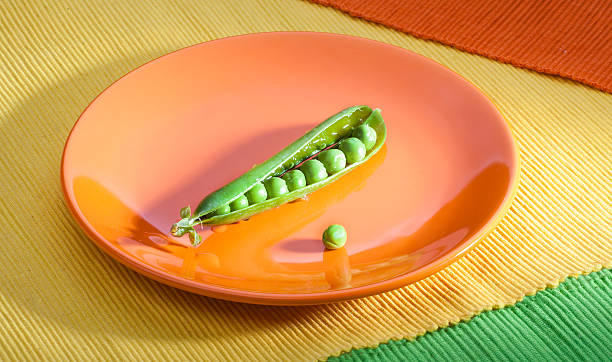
<box><xmin>311</xmin><ymin>0</ymin><xmax>612</xmax><ymax>92</ymax></box>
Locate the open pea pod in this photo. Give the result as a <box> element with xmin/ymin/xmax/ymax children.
<box><xmin>171</xmin><ymin>105</ymin><xmax>387</xmax><ymax>245</ymax></box>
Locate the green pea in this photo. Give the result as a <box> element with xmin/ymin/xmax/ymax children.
<box><xmin>352</xmin><ymin>124</ymin><xmax>377</xmax><ymax>150</ymax></box>
<box><xmin>282</xmin><ymin>170</ymin><xmax>306</xmax><ymax>191</ymax></box>
<box><xmin>317</xmin><ymin>149</ymin><xmax>346</xmax><ymax>175</ymax></box>
<box><xmin>300</xmin><ymin>159</ymin><xmax>328</xmax><ymax>185</ymax></box>
<box><xmin>322</xmin><ymin>224</ymin><xmax>347</xmax><ymax>249</ymax></box>
<box><xmin>212</xmin><ymin>204</ymin><xmax>231</xmax><ymax>216</ymax></box>
<box><xmin>229</xmin><ymin>195</ymin><xmax>249</xmax><ymax>211</ymax></box>
<box><xmin>245</xmin><ymin>182</ymin><xmax>267</xmax><ymax>204</ymax></box>
<box><xmin>338</xmin><ymin>137</ymin><xmax>366</xmax><ymax>164</ymax></box>
<box><xmin>264</xmin><ymin>177</ymin><xmax>289</xmax><ymax>198</ymax></box>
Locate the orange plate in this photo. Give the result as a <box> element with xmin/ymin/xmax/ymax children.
<box><xmin>61</xmin><ymin>32</ymin><xmax>518</xmax><ymax>305</ymax></box>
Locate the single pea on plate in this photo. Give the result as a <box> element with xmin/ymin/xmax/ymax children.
<box><xmin>322</xmin><ymin>224</ymin><xmax>347</xmax><ymax>249</ymax></box>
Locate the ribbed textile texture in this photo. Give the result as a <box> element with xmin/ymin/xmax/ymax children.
<box><xmin>333</xmin><ymin>269</ymin><xmax>612</xmax><ymax>361</ymax></box>
<box><xmin>0</xmin><ymin>0</ymin><xmax>610</xmax><ymax>360</ymax></box>
<box><xmin>311</xmin><ymin>0</ymin><xmax>612</xmax><ymax>93</ymax></box>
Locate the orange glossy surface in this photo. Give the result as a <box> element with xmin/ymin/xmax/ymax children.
<box><xmin>61</xmin><ymin>32</ymin><xmax>517</xmax><ymax>305</ymax></box>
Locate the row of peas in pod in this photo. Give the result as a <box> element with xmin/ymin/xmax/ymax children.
<box><xmin>208</xmin><ymin>124</ymin><xmax>377</xmax><ymax>217</ymax></box>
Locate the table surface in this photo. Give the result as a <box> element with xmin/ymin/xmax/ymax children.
<box><xmin>0</xmin><ymin>0</ymin><xmax>610</xmax><ymax>360</ymax></box>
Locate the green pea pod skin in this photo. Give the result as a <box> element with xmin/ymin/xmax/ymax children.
<box><xmin>171</xmin><ymin>106</ymin><xmax>386</xmax><ymax>243</ymax></box>
<box><xmin>199</xmin><ymin>108</ymin><xmax>386</xmax><ymax>226</ymax></box>
<box><xmin>194</xmin><ymin>105</ymin><xmax>372</xmax><ymax>217</ymax></box>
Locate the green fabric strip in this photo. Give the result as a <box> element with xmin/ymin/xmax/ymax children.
<box><xmin>331</xmin><ymin>269</ymin><xmax>612</xmax><ymax>361</ymax></box>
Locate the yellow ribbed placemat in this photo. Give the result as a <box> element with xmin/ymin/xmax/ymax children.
<box><xmin>0</xmin><ymin>1</ymin><xmax>610</xmax><ymax>360</ymax></box>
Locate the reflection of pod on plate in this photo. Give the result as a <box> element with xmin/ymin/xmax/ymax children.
<box><xmin>172</xmin><ymin>105</ymin><xmax>387</xmax><ymax>245</ymax></box>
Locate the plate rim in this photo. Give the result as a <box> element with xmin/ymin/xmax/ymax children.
<box><xmin>61</xmin><ymin>31</ymin><xmax>520</xmax><ymax>305</ymax></box>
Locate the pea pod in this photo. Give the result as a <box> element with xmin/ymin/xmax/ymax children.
<box><xmin>171</xmin><ymin>105</ymin><xmax>387</xmax><ymax>245</ymax></box>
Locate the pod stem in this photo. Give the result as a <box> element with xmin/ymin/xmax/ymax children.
<box><xmin>171</xmin><ymin>206</ymin><xmax>204</xmax><ymax>246</ymax></box>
